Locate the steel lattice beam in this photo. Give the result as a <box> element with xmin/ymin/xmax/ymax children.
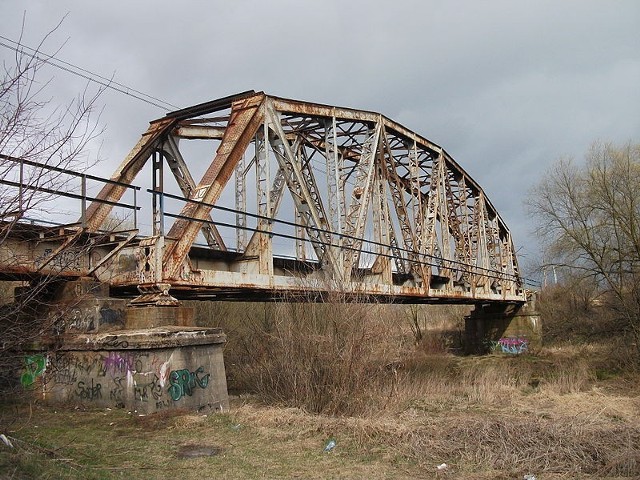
<box><xmin>74</xmin><ymin>91</ymin><xmax>524</xmax><ymax>304</ymax></box>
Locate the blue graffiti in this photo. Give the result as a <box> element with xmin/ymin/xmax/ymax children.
<box><xmin>497</xmin><ymin>337</ymin><xmax>528</xmax><ymax>354</ymax></box>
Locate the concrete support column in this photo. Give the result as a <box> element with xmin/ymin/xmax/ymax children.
<box><xmin>465</xmin><ymin>294</ymin><xmax>541</xmax><ymax>354</ymax></box>
<box><xmin>18</xmin><ymin>278</ymin><xmax>230</xmax><ymax>414</ymax></box>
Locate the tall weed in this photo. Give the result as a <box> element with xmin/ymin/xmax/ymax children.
<box><xmin>229</xmin><ymin>299</ymin><xmax>403</xmax><ymax>415</ymax></box>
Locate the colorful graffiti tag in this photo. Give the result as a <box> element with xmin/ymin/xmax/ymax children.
<box><xmin>26</xmin><ymin>348</ymin><xmax>221</xmax><ymax>413</ymax></box>
<box><xmin>20</xmin><ymin>354</ymin><xmax>46</xmax><ymax>387</ymax></box>
<box><xmin>497</xmin><ymin>337</ymin><xmax>529</xmax><ymax>354</ymax></box>
<box><xmin>168</xmin><ymin>367</ymin><xmax>210</xmax><ymax>401</ymax></box>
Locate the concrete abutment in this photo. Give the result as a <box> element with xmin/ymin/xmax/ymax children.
<box><xmin>464</xmin><ymin>294</ymin><xmax>541</xmax><ymax>355</ymax></box>
<box><xmin>20</xmin><ymin>279</ymin><xmax>229</xmax><ymax>414</ymax></box>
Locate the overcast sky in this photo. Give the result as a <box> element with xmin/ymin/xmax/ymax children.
<box><xmin>2</xmin><ymin>0</ymin><xmax>639</xmax><ymax>275</ymax></box>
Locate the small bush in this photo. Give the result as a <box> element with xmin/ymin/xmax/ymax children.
<box><xmin>540</xmin><ymin>284</ymin><xmax>630</xmax><ymax>344</ymax></box>
<box><xmin>191</xmin><ymin>297</ymin><xmax>406</xmax><ymax>415</ymax></box>
<box><xmin>230</xmin><ymin>298</ymin><xmax>403</xmax><ymax>416</ymax></box>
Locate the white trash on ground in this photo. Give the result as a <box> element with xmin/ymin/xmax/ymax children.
<box><xmin>323</xmin><ymin>439</ymin><xmax>336</xmax><ymax>452</ymax></box>
<box><xmin>0</xmin><ymin>434</ymin><xmax>13</xmax><ymax>448</ymax></box>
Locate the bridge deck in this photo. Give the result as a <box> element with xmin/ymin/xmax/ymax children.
<box><xmin>0</xmin><ymin>222</ymin><xmax>523</xmax><ymax>305</ymax></box>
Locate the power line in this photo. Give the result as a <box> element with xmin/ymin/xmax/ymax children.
<box><xmin>155</xmin><ymin>189</ymin><xmax>523</xmax><ymax>284</ymax></box>
<box><xmin>0</xmin><ymin>35</ymin><xmax>179</xmax><ymax>111</ymax></box>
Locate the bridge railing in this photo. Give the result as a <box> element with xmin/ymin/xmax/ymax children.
<box><xmin>0</xmin><ymin>155</ymin><xmax>529</xmax><ymax>300</ymax></box>
<box><xmin>0</xmin><ymin>154</ymin><xmax>141</xmax><ymax>231</ymax></box>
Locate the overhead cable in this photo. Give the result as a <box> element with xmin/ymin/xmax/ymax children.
<box><xmin>0</xmin><ymin>35</ymin><xmax>178</xmax><ymax>111</ymax></box>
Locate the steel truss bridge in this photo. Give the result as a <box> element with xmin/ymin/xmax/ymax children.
<box><xmin>0</xmin><ymin>91</ymin><xmax>525</xmax><ymax>304</ymax></box>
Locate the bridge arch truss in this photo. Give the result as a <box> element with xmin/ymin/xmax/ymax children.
<box><xmin>65</xmin><ymin>91</ymin><xmax>523</xmax><ymax>303</ymax></box>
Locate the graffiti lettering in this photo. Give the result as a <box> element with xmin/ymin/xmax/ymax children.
<box><xmin>109</xmin><ymin>377</ymin><xmax>125</xmax><ymax>403</ymax></box>
<box><xmin>75</xmin><ymin>379</ymin><xmax>102</xmax><ymax>400</ymax></box>
<box><xmin>103</xmin><ymin>336</ymin><xmax>129</xmax><ymax>349</ymax></box>
<box><xmin>103</xmin><ymin>352</ymin><xmax>140</xmax><ymax>375</ymax></box>
<box><xmin>69</xmin><ymin>309</ymin><xmax>95</xmax><ymax>332</ymax></box>
<box><xmin>497</xmin><ymin>337</ymin><xmax>528</xmax><ymax>355</ymax></box>
<box><xmin>20</xmin><ymin>354</ymin><xmax>46</xmax><ymax>387</ymax></box>
<box><xmin>49</xmin><ymin>354</ymin><xmax>77</xmax><ymax>385</ymax></box>
<box><xmin>168</xmin><ymin>367</ymin><xmax>210</xmax><ymax>401</ymax></box>
<box><xmin>149</xmin><ymin>356</ymin><xmax>170</xmax><ymax>387</ymax></box>
<box><xmin>99</xmin><ymin>307</ymin><xmax>123</xmax><ymax>326</ymax></box>
<box><xmin>34</xmin><ymin>248</ymin><xmax>53</xmax><ymax>267</ymax></box>
<box><xmin>35</xmin><ymin>248</ymin><xmax>82</xmax><ymax>270</ymax></box>
<box><xmin>134</xmin><ymin>374</ymin><xmax>164</xmax><ymax>402</ymax></box>
<box><xmin>73</xmin><ymin>355</ymin><xmax>107</xmax><ymax>377</ymax></box>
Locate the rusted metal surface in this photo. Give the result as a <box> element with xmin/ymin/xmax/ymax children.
<box><xmin>82</xmin><ymin>117</ymin><xmax>176</xmax><ymax>232</ymax></box>
<box><xmin>0</xmin><ymin>92</ymin><xmax>526</xmax><ymax>304</ymax></box>
<box><xmin>163</xmin><ymin>93</ymin><xmax>266</xmax><ymax>279</ymax></box>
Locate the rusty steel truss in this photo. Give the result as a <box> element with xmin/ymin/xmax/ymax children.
<box><xmin>7</xmin><ymin>91</ymin><xmax>525</xmax><ymax>304</ymax></box>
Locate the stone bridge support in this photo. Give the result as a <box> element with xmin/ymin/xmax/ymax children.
<box><xmin>19</xmin><ymin>278</ymin><xmax>229</xmax><ymax>414</ymax></box>
<box><xmin>464</xmin><ymin>294</ymin><xmax>541</xmax><ymax>355</ymax></box>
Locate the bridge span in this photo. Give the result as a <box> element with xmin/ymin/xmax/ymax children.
<box><xmin>0</xmin><ymin>91</ymin><xmax>524</xmax><ymax>305</ymax></box>
<box><xmin>3</xmin><ymin>92</ymin><xmax>540</xmax><ymax>414</ymax></box>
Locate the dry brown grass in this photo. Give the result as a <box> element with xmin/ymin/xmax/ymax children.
<box><xmin>182</xmin><ymin>298</ymin><xmax>640</xmax><ymax>478</ymax></box>
<box><xmin>3</xmin><ymin>341</ymin><xmax>639</xmax><ymax>478</ymax></box>
<box><xmin>190</xmin><ymin>299</ymin><xmax>406</xmax><ymax>414</ymax></box>
<box><xmin>229</xmin><ymin>387</ymin><xmax>640</xmax><ymax>478</ymax></box>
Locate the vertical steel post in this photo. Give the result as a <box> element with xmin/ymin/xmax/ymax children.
<box><xmin>295</xmin><ymin>208</ymin><xmax>306</xmax><ymax>262</ymax></box>
<box><xmin>152</xmin><ymin>150</ymin><xmax>165</xmax><ymax>236</ymax></box>
<box><xmin>81</xmin><ymin>174</ymin><xmax>87</xmax><ymax>228</ymax></box>
<box><xmin>256</xmin><ymin>122</ymin><xmax>271</xmax><ymax>220</ymax></box>
<box><xmin>18</xmin><ymin>158</ymin><xmax>24</xmax><ymax>214</ymax></box>
<box><xmin>133</xmin><ymin>188</ymin><xmax>138</xmax><ymax>230</ymax></box>
<box><xmin>235</xmin><ymin>152</ymin><xmax>247</xmax><ymax>251</ymax></box>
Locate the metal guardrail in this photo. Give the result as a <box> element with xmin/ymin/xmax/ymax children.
<box><xmin>0</xmin><ymin>154</ymin><xmax>141</xmax><ymax>228</ymax></box>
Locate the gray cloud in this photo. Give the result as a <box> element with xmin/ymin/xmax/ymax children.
<box><xmin>2</xmin><ymin>0</ymin><xmax>639</xmax><ymax>273</ymax></box>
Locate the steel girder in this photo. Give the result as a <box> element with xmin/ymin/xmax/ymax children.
<box><xmin>81</xmin><ymin>91</ymin><xmax>524</xmax><ymax>303</ymax></box>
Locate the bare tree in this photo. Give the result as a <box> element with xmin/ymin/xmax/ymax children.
<box><xmin>528</xmin><ymin>141</ymin><xmax>640</xmax><ymax>355</ymax></box>
<box><xmin>0</xmin><ymin>19</ymin><xmax>104</xmax><ymax>392</ymax></box>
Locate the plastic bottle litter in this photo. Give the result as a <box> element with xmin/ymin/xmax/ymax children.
<box><xmin>323</xmin><ymin>439</ymin><xmax>336</xmax><ymax>452</ymax></box>
<box><xmin>0</xmin><ymin>434</ymin><xmax>13</xmax><ymax>448</ymax></box>
<box><xmin>436</xmin><ymin>463</ymin><xmax>448</xmax><ymax>471</ymax></box>
<box><xmin>524</xmin><ymin>475</ymin><xmax>537</xmax><ymax>480</ymax></box>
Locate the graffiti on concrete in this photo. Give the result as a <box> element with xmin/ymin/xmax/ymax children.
<box><xmin>497</xmin><ymin>337</ymin><xmax>529</xmax><ymax>354</ymax></box>
<box><xmin>75</xmin><ymin>379</ymin><xmax>102</xmax><ymax>400</ymax></box>
<box><xmin>103</xmin><ymin>352</ymin><xmax>140</xmax><ymax>375</ymax></box>
<box><xmin>49</xmin><ymin>354</ymin><xmax>78</xmax><ymax>385</ymax></box>
<box><xmin>20</xmin><ymin>354</ymin><xmax>47</xmax><ymax>387</ymax></box>
<box><xmin>44</xmin><ymin>349</ymin><xmax>220</xmax><ymax>413</ymax></box>
<box><xmin>168</xmin><ymin>367</ymin><xmax>210</xmax><ymax>401</ymax></box>
<box><xmin>48</xmin><ymin>352</ymin><xmax>110</xmax><ymax>387</ymax></box>
<box><xmin>69</xmin><ymin>309</ymin><xmax>95</xmax><ymax>331</ymax></box>
<box><xmin>149</xmin><ymin>356</ymin><xmax>171</xmax><ymax>387</ymax></box>
<box><xmin>134</xmin><ymin>374</ymin><xmax>164</xmax><ymax>403</ymax></box>
<box><xmin>67</xmin><ymin>307</ymin><xmax>125</xmax><ymax>333</ymax></box>
<box><xmin>99</xmin><ymin>307</ymin><xmax>124</xmax><ymax>326</ymax></box>
<box><xmin>102</xmin><ymin>335</ymin><xmax>129</xmax><ymax>349</ymax></box>
<box><xmin>109</xmin><ymin>376</ymin><xmax>126</xmax><ymax>404</ymax></box>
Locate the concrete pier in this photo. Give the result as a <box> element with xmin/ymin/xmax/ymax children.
<box><xmin>19</xmin><ymin>279</ymin><xmax>229</xmax><ymax>414</ymax></box>
<box><xmin>464</xmin><ymin>294</ymin><xmax>541</xmax><ymax>355</ymax></box>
